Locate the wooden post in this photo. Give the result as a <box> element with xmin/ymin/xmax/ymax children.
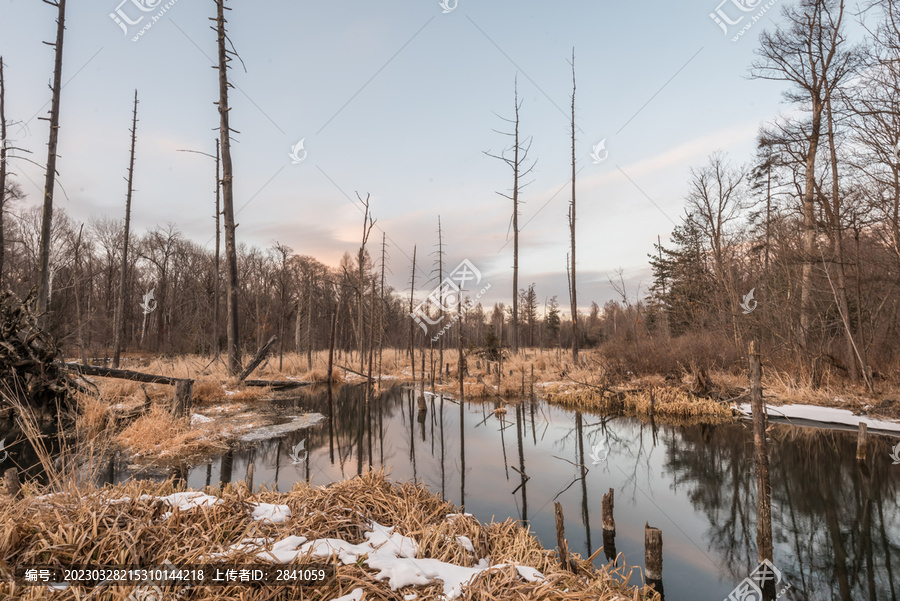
<box><xmin>857</xmin><ymin>422</ymin><xmax>867</xmax><ymax>462</ymax></box>
<box><xmin>602</xmin><ymin>488</ymin><xmax>615</xmax><ymax>532</ymax></box>
<box><xmin>644</xmin><ymin>522</ymin><xmax>663</xmax><ymax>581</ymax></box>
<box><xmin>245</xmin><ymin>461</ymin><xmax>254</xmax><ymax>493</ymax></box>
<box><xmin>750</xmin><ymin>340</ymin><xmax>773</xmax><ymax>564</ymax></box>
<box><xmin>173</xmin><ymin>379</ymin><xmax>193</xmax><ymax>418</ymax></box>
<box><xmin>327</xmin><ymin>308</ymin><xmax>337</xmax><ymax>383</ymax></box>
<box><xmin>554</xmin><ymin>502</ymin><xmax>573</xmax><ymax>572</ymax></box>
<box><xmin>4</xmin><ymin>467</ymin><xmax>21</xmax><ymax>499</ymax></box>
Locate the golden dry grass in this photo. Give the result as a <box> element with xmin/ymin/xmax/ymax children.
<box><xmin>0</xmin><ymin>471</ymin><xmax>660</xmax><ymax>600</ymax></box>
<box><xmin>115</xmin><ymin>405</ymin><xmax>228</xmax><ymax>460</ymax></box>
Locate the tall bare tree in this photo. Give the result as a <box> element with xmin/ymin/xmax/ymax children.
<box><xmin>752</xmin><ymin>0</ymin><xmax>850</xmax><ymax>359</ymax></box>
<box><xmin>408</xmin><ymin>245</ymin><xmax>417</xmax><ymax>380</ymax></box>
<box><xmin>112</xmin><ymin>90</ymin><xmax>139</xmax><ymax>368</ymax></box>
<box><xmin>37</xmin><ymin>0</ymin><xmax>67</xmax><ymax>324</ymax></box>
<box><xmin>0</xmin><ymin>57</ymin><xmax>7</xmax><ymax>288</ymax></box>
<box><xmin>434</xmin><ymin>216</ymin><xmax>445</xmax><ymax>377</ymax></box>
<box><xmin>356</xmin><ymin>192</ymin><xmax>375</xmax><ymax>374</ymax></box>
<box><xmin>486</xmin><ymin>77</ymin><xmax>534</xmax><ymax>354</ymax></box>
<box><xmin>568</xmin><ymin>49</ymin><xmax>579</xmax><ymax>362</ymax></box>
<box><xmin>213</xmin><ymin>138</ymin><xmax>221</xmax><ymax>356</ymax></box>
<box><xmin>214</xmin><ymin>0</ymin><xmax>241</xmax><ymax>374</ymax></box>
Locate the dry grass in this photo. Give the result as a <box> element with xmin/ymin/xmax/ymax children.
<box><xmin>0</xmin><ymin>471</ymin><xmax>659</xmax><ymax>600</ymax></box>
<box><xmin>115</xmin><ymin>405</ymin><xmax>228</xmax><ymax>460</ymax></box>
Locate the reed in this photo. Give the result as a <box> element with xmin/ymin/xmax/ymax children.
<box><xmin>0</xmin><ymin>470</ymin><xmax>659</xmax><ymax>600</ymax></box>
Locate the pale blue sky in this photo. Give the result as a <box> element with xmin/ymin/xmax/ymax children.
<box><xmin>0</xmin><ymin>0</ymin><xmax>797</xmax><ymax>311</ymax></box>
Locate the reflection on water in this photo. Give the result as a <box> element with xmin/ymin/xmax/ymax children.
<box><xmin>90</xmin><ymin>385</ymin><xmax>900</xmax><ymax>600</ymax></box>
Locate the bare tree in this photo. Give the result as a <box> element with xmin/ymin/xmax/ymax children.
<box><xmin>0</xmin><ymin>56</ymin><xmax>7</xmax><ymax>288</ymax></box>
<box><xmin>751</xmin><ymin>0</ymin><xmax>851</xmax><ymax>358</ymax></box>
<box><xmin>408</xmin><ymin>245</ymin><xmax>417</xmax><ymax>380</ymax></box>
<box><xmin>568</xmin><ymin>49</ymin><xmax>579</xmax><ymax>362</ymax></box>
<box><xmin>112</xmin><ymin>90</ymin><xmax>139</xmax><ymax>368</ymax></box>
<box><xmin>37</xmin><ymin>0</ymin><xmax>67</xmax><ymax>324</ymax></box>
<box><xmin>486</xmin><ymin>77</ymin><xmax>534</xmax><ymax>354</ymax></box>
<box><xmin>214</xmin><ymin>0</ymin><xmax>241</xmax><ymax>374</ymax></box>
<box><xmin>433</xmin><ymin>216</ymin><xmax>445</xmax><ymax>378</ymax></box>
<box><xmin>356</xmin><ymin>192</ymin><xmax>375</xmax><ymax>374</ymax></box>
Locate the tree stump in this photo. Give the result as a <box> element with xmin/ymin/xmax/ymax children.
<box><xmin>5</xmin><ymin>467</ymin><xmax>22</xmax><ymax>498</ymax></box>
<box><xmin>173</xmin><ymin>379</ymin><xmax>193</xmax><ymax>418</ymax></box>
<box><xmin>644</xmin><ymin>522</ymin><xmax>663</xmax><ymax>581</ymax></box>
<box><xmin>857</xmin><ymin>422</ymin><xmax>867</xmax><ymax>462</ymax></box>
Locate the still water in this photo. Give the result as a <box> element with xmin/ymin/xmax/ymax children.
<box><xmin>87</xmin><ymin>385</ymin><xmax>900</xmax><ymax>599</ymax></box>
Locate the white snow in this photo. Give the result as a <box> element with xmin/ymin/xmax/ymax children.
<box><xmin>455</xmin><ymin>536</ymin><xmax>474</xmax><ymax>553</ymax></box>
<box><xmin>210</xmin><ymin>520</ymin><xmax>543</xmax><ymax>600</ymax></box>
<box><xmin>445</xmin><ymin>513</ymin><xmax>473</xmax><ymax>521</ymax></box>
<box><xmin>160</xmin><ymin>491</ymin><xmax>222</xmax><ymax>511</ymax></box>
<box><xmin>330</xmin><ymin>589</ymin><xmax>364</xmax><ymax>601</ymax></box>
<box><xmin>191</xmin><ymin>413</ymin><xmax>214</xmax><ymax>426</ymax></box>
<box><xmin>249</xmin><ymin>502</ymin><xmax>291</xmax><ymax>524</ymax></box>
<box><xmin>736</xmin><ymin>403</ymin><xmax>900</xmax><ymax>434</ymax></box>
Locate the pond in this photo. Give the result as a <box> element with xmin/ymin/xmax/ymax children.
<box><xmin>8</xmin><ymin>384</ymin><xmax>900</xmax><ymax>600</ymax></box>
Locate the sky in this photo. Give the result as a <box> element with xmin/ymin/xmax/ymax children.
<box><xmin>0</xmin><ymin>0</ymin><xmax>800</xmax><ymax>313</ymax></box>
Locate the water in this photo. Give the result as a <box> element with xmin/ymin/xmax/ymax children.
<box><xmin>8</xmin><ymin>385</ymin><xmax>900</xmax><ymax>600</ymax></box>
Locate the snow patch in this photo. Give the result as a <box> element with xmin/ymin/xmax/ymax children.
<box><xmin>330</xmin><ymin>589</ymin><xmax>364</xmax><ymax>601</ymax></box>
<box><xmin>191</xmin><ymin>413</ymin><xmax>214</xmax><ymax>426</ymax></box>
<box><xmin>211</xmin><ymin>520</ymin><xmax>543</xmax><ymax>600</ymax></box>
<box><xmin>250</xmin><ymin>502</ymin><xmax>291</xmax><ymax>524</ymax></box>
<box><xmin>455</xmin><ymin>536</ymin><xmax>474</xmax><ymax>553</ymax></box>
<box><xmin>736</xmin><ymin>403</ymin><xmax>900</xmax><ymax>434</ymax></box>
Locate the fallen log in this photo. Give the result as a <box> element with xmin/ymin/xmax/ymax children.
<box><xmin>243</xmin><ymin>380</ymin><xmax>313</xmax><ymax>390</ymax></box>
<box><xmin>61</xmin><ymin>362</ymin><xmax>182</xmax><ymax>386</ymax></box>
<box><xmin>238</xmin><ymin>336</ymin><xmax>277</xmax><ymax>381</ymax></box>
<box><xmin>337</xmin><ymin>364</ymin><xmax>373</xmax><ymax>381</ymax></box>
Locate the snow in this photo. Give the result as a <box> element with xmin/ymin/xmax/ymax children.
<box><xmin>191</xmin><ymin>413</ymin><xmax>214</xmax><ymax>426</ymax></box>
<box><xmin>211</xmin><ymin>520</ymin><xmax>544</xmax><ymax>600</ymax></box>
<box><xmin>237</xmin><ymin>414</ymin><xmax>326</xmax><ymax>442</ymax></box>
<box><xmin>330</xmin><ymin>589</ymin><xmax>364</xmax><ymax>601</ymax></box>
<box><xmin>736</xmin><ymin>403</ymin><xmax>900</xmax><ymax>434</ymax></box>
<box><xmin>445</xmin><ymin>513</ymin><xmax>473</xmax><ymax>521</ymax></box>
<box><xmin>455</xmin><ymin>536</ymin><xmax>474</xmax><ymax>553</ymax></box>
<box><xmin>159</xmin><ymin>491</ymin><xmax>222</xmax><ymax>511</ymax></box>
<box><xmin>249</xmin><ymin>502</ymin><xmax>291</xmax><ymax>524</ymax></box>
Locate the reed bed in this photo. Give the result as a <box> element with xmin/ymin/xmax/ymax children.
<box><xmin>546</xmin><ymin>386</ymin><xmax>734</xmax><ymax>421</ymax></box>
<box><xmin>114</xmin><ymin>405</ymin><xmax>229</xmax><ymax>459</ymax></box>
<box><xmin>0</xmin><ymin>471</ymin><xmax>659</xmax><ymax>600</ymax></box>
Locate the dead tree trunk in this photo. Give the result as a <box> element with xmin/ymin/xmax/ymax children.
<box><xmin>486</xmin><ymin>78</ymin><xmax>534</xmax><ymax>355</ymax></box>
<box><xmin>63</xmin><ymin>362</ymin><xmax>183</xmax><ymax>386</ymax></box>
<box><xmin>408</xmin><ymin>245</ymin><xmax>417</xmax><ymax>381</ymax></box>
<box><xmin>357</xmin><ymin>193</ymin><xmax>375</xmax><ymax>376</ymax></box>
<box><xmin>238</xmin><ymin>335</ymin><xmax>277</xmax><ymax>381</ymax></box>
<box><xmin>113</xmin><ymin>90</ymin><xmax>139</xmax><ymax>368</ymax></box>
<box><xmin>37</xmin><ymin>0</ymin><xmax>67</xmax><ymax>325</ymax></box>
<box><xmin>436</xmin><ymin>217</ymin><xmax>444</xmax><ymax>378</ymax></box>
<box><xmin>379</xmin><ymin>233</ymin><xmax>387</xmax><ymax>386</ymax></box>
<box><xmin>215</xmin><ymin>0</ymin><xmax>241</xmax><ymax>375</ymax></box>
<box><xmin>750</xmin><ymin>340</ymin><xmax>773</xmax><ymax>564</ymax></box>
<box><xmin>213</xmin><ymin>138</ymin><xmax>221</xmax><ymax>356</ymax></box>
<box><xmin>367</xmin><ymin>279</ymin><xmax>375</xmax><ymax>401</ymax></box>
<box><xmin>327</xmin><ymin>301</ymin><xmax>337</xmax><ymax>384</ymax></box>
<box><xmin>568</xmin><ymin>49</ymin><xmax>579</xmax><ymax>363</ymax></box>
<box><xmin>0</xmin><ymin>57</ymin><xmax>7</xmax><ymax>288</ymax></box>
